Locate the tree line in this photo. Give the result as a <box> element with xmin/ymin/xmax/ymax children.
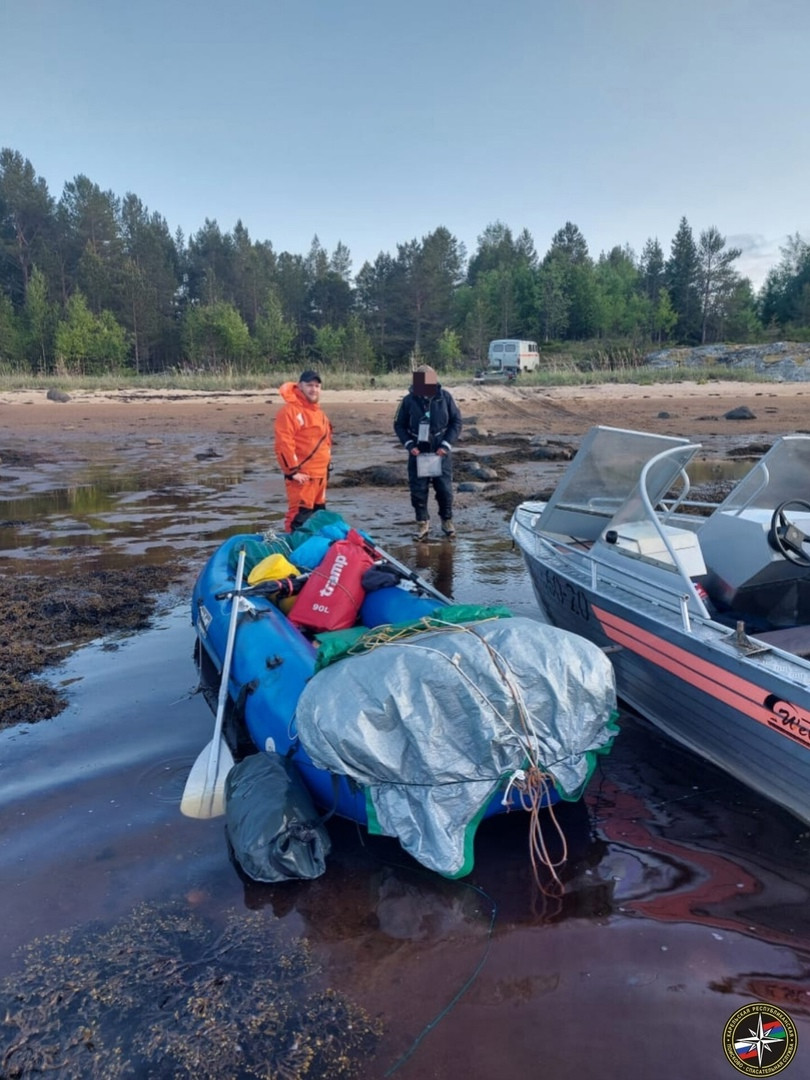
<box><xmin>1</xmin><ymin>147</ymin><xmax>809</xmax><ymax>377</ymax></box>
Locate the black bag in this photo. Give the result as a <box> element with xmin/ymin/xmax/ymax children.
<box><xmin>225</xmin><ymin>753</ymin><xmax>332</xmax><ymax>882</ymax></box>
<box><xmin>361</xmin><ymin>563</ymin><xmax>403</xmax><ymax>592</ymax></box>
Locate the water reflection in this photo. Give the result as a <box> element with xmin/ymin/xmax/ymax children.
<box><xmin>0</xmin><ymin>455</ymin><xmax>274</xmax><ymax>562</ymax></box>
<box><xmin>237</xmin><ymin>798</ymin><xmax>610</xmax><ymax>936</ymax></box>
<box><xmin>590</xmin><ymin>717</ymin><xmax>810</xmax><ymax>953</ymax></box>
<box><xmin>411</xmin><ymin>538</ymin><xmax>456</xmax><ymax>599</ymax></box>
<box><xmin>688</xmin><ymin>457</ymin><xmax>753</xmax><ymax>484</ymax></box>
<box><xmin>244</xmin><ymin>856</ymin><xmax>491</xmax><ymax>941</ymax></box>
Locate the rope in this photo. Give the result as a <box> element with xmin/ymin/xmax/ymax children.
<box><xmin>260</xmin><ymin>528</ymin><xmax>294</xmax><ymax>556</ymax></box>
<box><xmin>383</xmin><ymin>877</ymin><xmax>498</xmax><ymax>1077</ymax></box>
<box><xmin>522</xmin><ymin>768</ymin><xmax>568</xmax><ymax>895</ymax></box>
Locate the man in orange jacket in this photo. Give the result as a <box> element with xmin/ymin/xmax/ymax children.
<box><xmin>273</xmin><ymin>371</ymin><xmax>333</xmax><ymax>532</ymax></box>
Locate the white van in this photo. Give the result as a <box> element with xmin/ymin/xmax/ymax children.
<box><xmin>487</xmin><ymin>339</ymin><xmax>540</xmax><ymax>375</ymax></box>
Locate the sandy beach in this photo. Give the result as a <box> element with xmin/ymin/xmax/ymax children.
<box><xmin>4</xmin><ymin>378</ymin><xmax>809</xmax><ymax>444</ymax></box>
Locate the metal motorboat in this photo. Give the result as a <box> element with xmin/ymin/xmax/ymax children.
<box><xmin>510</xmin><ymin>425</ymin><xmax>810</xmax><ymax>827</ymax></box>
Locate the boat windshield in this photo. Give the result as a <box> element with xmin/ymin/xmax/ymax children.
<box><xmin>539</xmin><ymin>427</ymin><xmax>695</xmax><ymax>536</ymax></box>
<box><xmin>607</xmin><ymin>443</ymin><xmax>698</xmax><ymax>532</ymax></box>
<box><xmin>712</xmin><ymin>435</ymin><xmax>810</xmax><ymax>515</ymax></box>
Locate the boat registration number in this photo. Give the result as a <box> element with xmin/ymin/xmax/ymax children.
<box><xmin>543</xmin><ymin>570</ymin><xmax>590</xmax><ymax>621</ymax></box>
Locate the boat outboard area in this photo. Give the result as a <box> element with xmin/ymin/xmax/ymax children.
<box><xmin>186</xmin><ymin>510</ymin><xmax>620</xmax><ymax>883</ymax></box>
<box><xmin>510</xmin><ymin>426</ymin><xmax>810</xmax><ymax>829</ymax></box>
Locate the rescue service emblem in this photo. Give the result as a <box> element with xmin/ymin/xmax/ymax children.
<box><xmin>722</xmin><ymin>1001</ymin><xmax>798</xmax><ymax>1075</ymax></box>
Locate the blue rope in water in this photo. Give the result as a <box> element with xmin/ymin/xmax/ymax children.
<box><xmin>383</xmin><ymin>878</ymin><xmax>498</xmax><ymax>1077</ymax></box>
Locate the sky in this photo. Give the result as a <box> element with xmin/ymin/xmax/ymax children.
<box><xmin>3</xmin><ymin>0</ymin><xmax>809</xmax><ymax>291</ymax></box>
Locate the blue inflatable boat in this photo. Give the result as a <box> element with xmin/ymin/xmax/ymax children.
<box><xmin>190</xmin><ymin>515</ymin><xmax>619</xmax><ymax>877</ymax></box>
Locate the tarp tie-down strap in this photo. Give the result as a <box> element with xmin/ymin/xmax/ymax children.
<box><xmin>501</xmin><ymin>768</ymin><xmax>527</xmax><ymax>806</ymax></box>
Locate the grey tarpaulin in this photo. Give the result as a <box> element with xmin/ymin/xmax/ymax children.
<box><xmin>225</xmin><ymin>752</ymin><xmax>332</xmax><ymax>882</ymax></box>
<box><xmin>294</xmin><ymin>616</ymin><xmax>617</xmax><ymax>877</ymax></box>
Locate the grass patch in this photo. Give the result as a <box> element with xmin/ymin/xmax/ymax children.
<box><xmin>0</xmin><ymin>364</ymin><xmax>770</xmax><ymax>395</ymax></box>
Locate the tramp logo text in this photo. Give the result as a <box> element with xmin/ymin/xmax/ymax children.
<box><xmin>318</xmin><ymin>554</ymin><xmax>349</xmax><ymax>601</ymax></box>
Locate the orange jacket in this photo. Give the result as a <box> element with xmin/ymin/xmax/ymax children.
<box><xmin>273</xmin><ymin>382</ymin><xmax>332</xmax><ymax>478</ymax></box>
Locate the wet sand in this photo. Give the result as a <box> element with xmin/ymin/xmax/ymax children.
<box><xmin>2</xmin><ymin>381</ymin><xmax>810</xmax><ymax>1078</ymax></box>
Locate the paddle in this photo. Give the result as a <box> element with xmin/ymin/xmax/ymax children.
<box><xmin>362</xmin><ymin>537</ymin><xmax>452</xmax><ymax>605</ymax></box>
<box><xmin>181</xmin><ymin>546</ymin><xmax>247</xmax><ymax>819</ymax></box>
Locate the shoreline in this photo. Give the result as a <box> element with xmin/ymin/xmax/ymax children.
<box><xmin>2</xmin><ymin>378</ymin><xmax>807</xmax><ymax>408</ymax></box>
<box><xmin>5</xmin><ymin>379</ymin><xmax>809</xmax><ymax>444</ymax></box>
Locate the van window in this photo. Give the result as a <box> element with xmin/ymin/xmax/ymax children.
<box><xmin>504</xmin><ymin>342</ymin><xmax>516</xmax><ymax>353</ymax></box>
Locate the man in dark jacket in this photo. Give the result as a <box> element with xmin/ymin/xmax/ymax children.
<box><xmin>393</xmin><ymin>365</ymin><xmax>462</xmax><ymax>540</ymax></box>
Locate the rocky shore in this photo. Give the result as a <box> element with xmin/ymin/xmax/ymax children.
<box><xmin>645</xmin><ymin>340</ymin><xmax>810</xmax><ymax>381</ymax></box>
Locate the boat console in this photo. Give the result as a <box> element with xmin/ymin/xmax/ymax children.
<box><xmin>698</xmin><ymin>507</ymin><xmax>810</xmax><ymax>629</ymax></box>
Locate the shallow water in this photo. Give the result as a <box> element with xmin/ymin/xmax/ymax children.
<box><xmin>2</xmin><ymin>438</ymin><xmax>810</xmax><ymax>1078</ymax></box>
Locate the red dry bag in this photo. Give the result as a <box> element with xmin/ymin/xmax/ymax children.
<box><xmin>288</xmin><ymin>530</ymin><xmax>376</xmax><ymax>632</ymax></box>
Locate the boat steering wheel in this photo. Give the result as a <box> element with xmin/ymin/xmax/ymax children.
<box><xmin>769</xmin><ymin>499</ymin><xmax>810</xmax><ymax>566</ymax></box>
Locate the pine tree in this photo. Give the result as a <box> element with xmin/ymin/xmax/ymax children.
<box><xmin>665</xmin><ymin>218</ymin><xmax>700</xmax><ymax>343</ymax></box>
<box><xmin>696</xmin><ymin>227</ymin><xmax>742</xmax><ymax>343</ymax></box>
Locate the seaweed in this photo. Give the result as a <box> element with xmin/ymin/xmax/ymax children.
<box><xmin>0</xmin><ymin>900</ymin><xmax>382</xmax><ymax>1079</ymax></box>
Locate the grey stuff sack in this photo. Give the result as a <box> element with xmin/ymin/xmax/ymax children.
<box><xmin>224</xmin><ymin>752</ymin><xmax>332</xmax><ymax>882</ymax></box>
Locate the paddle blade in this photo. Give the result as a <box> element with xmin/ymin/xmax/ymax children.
<box><xmin>180</xmin><ymin>738</ymin><xmax>235</xmax><ymax>819</ymax></box>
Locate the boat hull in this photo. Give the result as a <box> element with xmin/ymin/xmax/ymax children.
<box><xmin>520</xmin><ymin>549</ymin><xmax>810</xmax><ymax>826</ymax></box>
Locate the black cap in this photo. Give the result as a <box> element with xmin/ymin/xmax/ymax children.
<box><xmin>299</xmin><ymin>370</ymin><xmax>321</xmax><ymax>384</ymax></box>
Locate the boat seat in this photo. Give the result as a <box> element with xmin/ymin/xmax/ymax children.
<box><xmin>752</xmin><ymin>625</ymin><xmax>810</xmax><ymax>658</ymax></box>
<box><xmin>603</xmin><ymin>520</ymin><xmax>707</xmax><ymax>576</ymax></box>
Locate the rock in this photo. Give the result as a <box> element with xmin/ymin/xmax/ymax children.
<box><xmin>532</xmin><ymin>445</ymin><xmax>573</xmax><ymax>461</ymax></box>
<box><xmin>334</xmin><ymin>466</ymin><xmax>402</xmax><ymax>488</ymax></box>
<box><xmin>657</xmin><ymin>411</ymin><xmax>671</xmax><ymax>419</ymax></box>
<box><xmin>46</xmin><ymin>388</ymin><xmax>70</xmax><ymax>403</ymax></box>
<box><xmin>528</xmin><ymin>436</ymin><xmax>575</xmax><ymax>459</ymax></box>
<box><xmin>644</xmin><ymin>341</ymin><xmax>810</xmax><ymax>381</ymax></box>
<box><xmin>467</xmin><ymin>464</ymin><xmax>499</xmax><ymax>481</ymax></box>
<box><xmin>724</xmin><ymin>406</ymin><xmax>756</xmax><ymax>420</ymax></box>
<box><xmin>728</xmin><ymin>442</ymin><xmax>773</xmax><ymax>457</ymax></box>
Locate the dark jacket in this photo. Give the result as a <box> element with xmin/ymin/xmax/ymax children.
<box><xmin>393</xmin><ymin>385</ymin><xmax>462</xmax><ymax>453</ymax></box>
